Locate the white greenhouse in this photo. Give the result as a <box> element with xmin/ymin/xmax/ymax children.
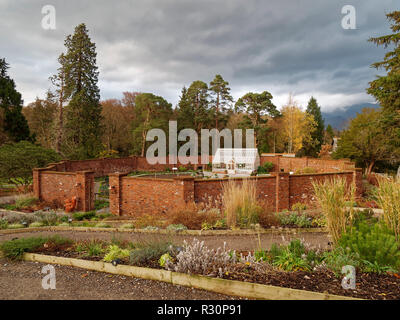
<box><xmin>212</xmin><ymin>148</ymin><xmax>260</xmax><ymax>175</ymax></box>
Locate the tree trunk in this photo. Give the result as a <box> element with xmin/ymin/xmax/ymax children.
<box><xmin>55</xmin><ymin>74</ymin><xmax>64</xmax><ymax>155</ymax></box>
<box><xmin>366</xmin><ymin>160</ymin><xmax>375</xmax><ymax>176</ymax></box>
<box><xmin>215</xmin><ymin>93</ymin><xmax>220</xmax><ymax>129</ymax></box>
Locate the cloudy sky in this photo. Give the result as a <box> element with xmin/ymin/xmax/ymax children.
<box><xmin>0</xmin><ymin>0</ymin><xmax>397</xmax><ymax>112</ymax></box>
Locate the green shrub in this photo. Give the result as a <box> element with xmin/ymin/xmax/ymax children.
<box><xmin>29</xmin><ymin>222</ymin><xmax>44</xmax><ymax>228</ymax></box>
<box><xmin>254</xmin><ymin>248</ymin><xmax>270</xmax><ymax>262</ymax></box>
<box><xmin>0</xmin><ymin>236</ymin><xmax>71</xmax><ymax>260</ymax></box>
<box><xmin>72</xmin><ymin>211</ymin><xmax>96</xmax><ymax>221</ymax></box>
<box><xmin>255</xmin><ymin>240</ymin><xmax>318</xmax><ymax>271</ymax></box>
<box><xmin>322</xmin><ymin>247</ymin><xmax>360</xmax><ymax>276</ymax></box>
<box><xmin>275</xmin><ymin>211</ymin><xmax>312</xmax><ymax>228</ymax></box>
<box><xmin>0</xmin><ymin>218</ymin><xmax>8</xmax><ymax>229</ymax></box>
<box><xmin>97</xmin><ymin>213</ymin><xmax>112</xmax><ymax>219</ymax></box>
<box><xmin>311</xmin><ymin>215</ymin><xmax>327</xmax><ymax>228</ymax></box>
<box><xmin>339</xmin><ymin>220</ymin><xmax>400</xmax><ymax>272</ymax></box>
<box><xmin>60</xmin><ymin>215</ymin><xmax>70</xmax><ymax>223</ymax></box>
<box><xmin>7</xmin><ymin>223</ymin><xmax>25</xmax><ymax>229</ymax></box>
<box><xmin>75</xmin><ymin>240</ymin><xmax>105</xmax><ymax>257</ymax></box>
<box><xmin>292</xmin><ymin>202</ymin><xmax>307</xmax><ymax>211</ymax></box>
<box><xmin>120</xmin><ymin>223</ymin><xmax>134</xmax><ymax>229</ymax></box>
<box><xmin>201</xmin><ymin>222</ymin><xmax>213</xmax><ymax>230</ymax></box>
<box><xmin>166</xmin><ymin>224</ymin><xmax>187</xmax><ymax>232</ymax></box>
<box><xmin>57</xmin><ymin>222</ymin><xmax>70</xmax><ymax>227</ymax></box>
<box><xmin>214</xmin><ymin>219</ymin><xmax>227</xmax><ymax>229</ymax></box>
<box><xmin>129</xmin><ymin>241</ymin><xmax>173</xmax><ymax>266</ymax></box>
<box><xmin>295</xmin><ymin>167</ymin><xmax>317</xmax><ymax>174</ymax></box>
<box><xmin>0</xmin><ymin>141</ymin><xmax>61</xmax><ymax>190</ymax></box>
<box><xmin>94</xmin><ymin>199</ymin><xmax>109</xmax><ymax>210</ymax></box>
<box><xmin>34</xmin><ymin>211</ymin><xmax>59</xmax><ymax>226</ymax></box>
<box><xmin>14</xmin><ymin>197</ymin><xmax>38</xmax><ymax>209</ymax></box>
<box><xmin>257</xmin><ymin>162</ymin><xmax>274</xmax><ymax>174</ymax></box>
<box><xmin>159</xmin><ymin>253</ymin><xmax>173</xmax><ymax>267</ymax></box>
<box><xmin>94</xmin><ymin>222</ymin><xmax>111</xmax><ymax>228</ymax></box>
<box><xmin>103</xmin><ymin>245</ymin><xmax>130</xmax><ymax>262</ymax></box>
<box><xmin>270</xmin><ymin>239</ymin><xmax>317</xmax><ymax>271</ymax></box>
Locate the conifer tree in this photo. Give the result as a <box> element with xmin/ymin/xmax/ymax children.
<box><xmin>0</xmin><ymin>58</ymin><xmax>31</xmax><ymax>143</ymax></box>
<box><xmin>177</xmin><ymin>81</ymin><xmax>211</xmax><ymax>133</ymax></box>
<box><xmin>367</xmin><ymin>11</ymin><xmax>400</xmax><ymax>159</ymax></box>
<box><xmin>302</xmin><ymin>97</ymin><xmax>324</xmax><ymax>157</ymax></box>
<box><xmin>209</xmin><ymin>74</ymin><xmax>233</xmax><ymax>129</ymax></box>
<box><xmin>60</xmin><ymin>23</ymin><xmax>103</xmax><ymax>159</ymax></box>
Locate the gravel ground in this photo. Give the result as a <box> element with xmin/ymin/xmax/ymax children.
<box><xmin>0</xmin><ymin>258</ymin><xmax>241</xmax><ymax>300</ymax></box>
<box><xmin>0</xmin><ymin>230</ymin><xmax>330</xmax><ymax>251</ymax></box>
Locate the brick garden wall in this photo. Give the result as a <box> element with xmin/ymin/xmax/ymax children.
<box><xmin>109</xmin><ymin>170</ymin><xmax>362</xmax><ymax>217</ymax></box>
<box><xmin>109</xmin><ymin>175</ymin><xmax>194</xmax><ymax>216</ymax></box>
<box><xmin>33</xmin><ymin>155</ymin><xmax>360</xmax><ymax>213</ymax></box>
<box><xmin>260</xmin><ymin>155</ymin><xmax>355</xmax><ymax>173</ymax></box>
<box><xmin>33</xmin><ymin>168</ymin><xmax>94</xmax><ymax>211</ymax></box>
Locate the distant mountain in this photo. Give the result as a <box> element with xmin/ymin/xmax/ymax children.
<box><xmin>322</xmin><ymin>103</ymin><xmax>380</xmax><ymax>130</ymax></box>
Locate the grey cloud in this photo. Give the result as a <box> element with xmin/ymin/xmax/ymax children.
<box><xmin>0</xmin><ymin>0</ymin><xmax>397</xmax><ymax>110</ymax></box>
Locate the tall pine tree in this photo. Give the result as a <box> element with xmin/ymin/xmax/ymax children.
<box><xmin>176</xmin><ymin>81</ymin><xmax>211</xmax><ymax>133</ymax></box>
<box><xmin>302</xmin><ymin>97</ymin><xmax>324</xmax><ymax>157</ymax></box>
<box><xmin>0</xmin><ymin>58</ymin><xmax>31</xmax><ymax>143</ymax></box>
<box><xmin>235</xmin><ymin>91</ymin><xmax>279</xmax><ymax>151</ymax></box>
<box><xmin>367</xmin><ymin>11</ymin><xmax>400</xmax><ymax>161</ymax></box>
<box><xmin>60</xmin><ymin>24</ymin><xmax>103</xmax><ymax>159</ymax></box>
<box><xmin>209</xmin><ymin>74</ymin><xmax>233</xmax><ymax>129</ymax></box>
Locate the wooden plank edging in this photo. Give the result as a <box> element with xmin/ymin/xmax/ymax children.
<box><xmin>22</xmin><ymin>253</ymin><xmax>358</xmax><ymax>300</ymax></box>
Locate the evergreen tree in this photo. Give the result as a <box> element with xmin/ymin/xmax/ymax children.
<box><xmin>131</xmin><ymin>93</ymin><xmax>172</xmax><ymax>156</ymax></box>
<box><xmin>334</xmin><ymin>108</ymin><xmax>394</xmax><ymax>175</ymax></box>
<box><xmin>0</xmin><ymin>58</ymin><xmax>31</xmax><ymax>143</ymax></box>
<box><xmin>324</xmin><ymin>124</ymin><xmax>334</xmax><ymax>145</ymax></box>
<box><xmin>176</xmin><ymin>81</ymin><xmax>211</xmax><ymax>133</ymax></box>
<box><xmin>209</xmin><ymin>74</ymin><xmax>233</xmax><ymax>129</ymax></box>
<box><xmin>235</xmin><ymin>91</ymin><xmax>280</xmax><ymax>151</ymax></box>
<box><xmin>302</xmin><ymin>97</ymin><xmax>325</xmax><ymax>157</ymax></box>
<box><xmin>367</xmin><ymin>11</ymin><xmax>400</xmax><ymax>160</ymax></box>
<box><xmin>50</xmin><ymin>53</ymin><xmax>67</xmax><ymax>155</ymax></box>
<box><xmin>23</xmin><ymin>92</ymin><xmax>58</xmax><ymax>149</ymax></box>
<box><xmin>60</xmin><ymin>24</ymin><xmax>103</xmax><ymax>159</ymax></box>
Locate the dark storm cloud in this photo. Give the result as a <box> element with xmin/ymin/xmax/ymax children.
<box><xmin>0</xmin><ymin>0</ymin><xmax>397</xmax><ymax>110</ymax></box>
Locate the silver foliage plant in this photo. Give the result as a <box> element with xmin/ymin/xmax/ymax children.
<box><xmin>165</xmin><ymin>238</ymin><xmax>237</xmax><ymax>277</ymax></box>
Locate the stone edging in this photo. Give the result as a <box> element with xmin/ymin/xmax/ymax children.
<box><xmin>22</xmin><ymin>253</ymin><xmax>358</xmax><ymax>300</ymax></box>
<box><xmin>0</xmin><ymin>226</ymin><xmax>328</xmax><ymax>236</ymax></box>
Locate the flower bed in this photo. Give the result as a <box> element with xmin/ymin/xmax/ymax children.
<box><xmin>1</xmin><ymin>234</ymin><xmax>399</xmax><ymax>300</ymax></box>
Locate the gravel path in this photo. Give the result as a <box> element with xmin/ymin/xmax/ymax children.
<box><xmin>0</xmin><ymin>258</ymin><xmax>241</xmax><ymax>300</ymax></box>
<box><xmin>0</xmin><ymin>229</ymin><xmax>330</xmax><ymax>251</ymax></box>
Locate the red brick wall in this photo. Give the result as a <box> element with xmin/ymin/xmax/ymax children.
<box><xmin>33</xmin><ymin>155</ymin><xmax>359</xmax><ymax>213</ymax></box>
<box><xmin>109</xmin><ymin>171</ymin><xmax>363</xmax><ymax>217</ymax></box>
<box><xmin>33</xmin><ymin>169</ymin><xmax>94</xmax><ymax>211</ymax></box>
<box><xmin>260</xmin><ymin>156</ymin><xmax>355</xmax><ymax>173</ymax></box>
<box><xmin>288</xmin><ymin>171</ymin><xmax>355</xmax><ymax>207</ymax></box>
<box><xmin>49</xmin><ymin>157</ymin><xmax>137</xmax><ymax>178</ymax></box>
<box><xmin>193</xmin><ymin>176</ymin><xmax>277</xmax><ymax>209</ymax></box>
<box><xmin>109</xmin><ymin>175</ymin><xmax>193</xmax><ymax>216</ymax></box>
